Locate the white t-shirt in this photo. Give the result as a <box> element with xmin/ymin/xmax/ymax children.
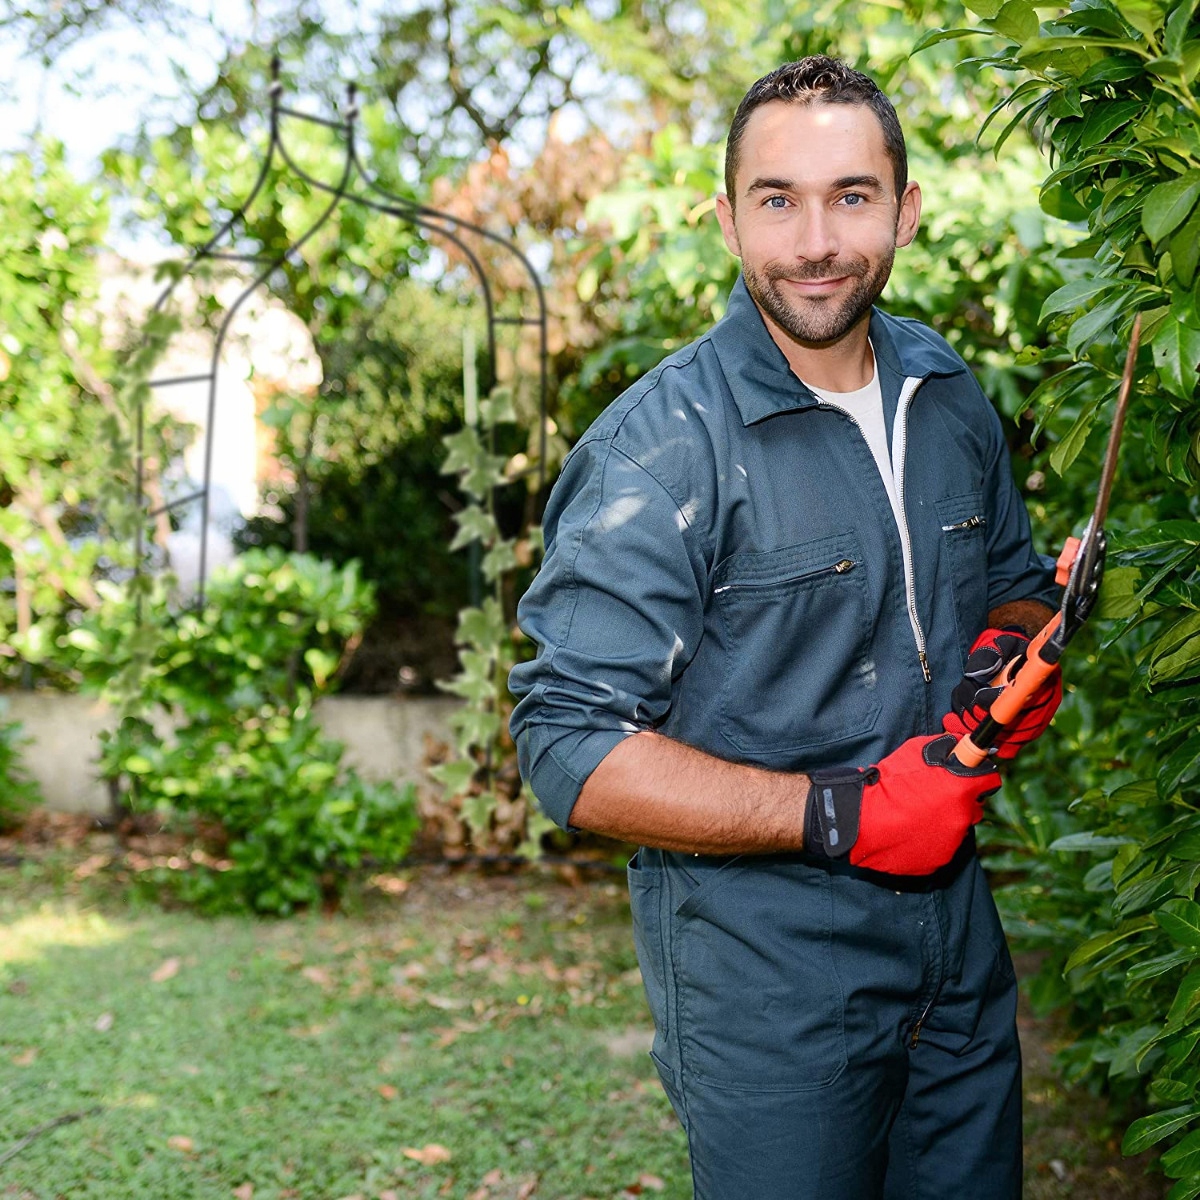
<box><xmin>803</xmin><ymin>356</ymin><xmax>924</xmax><ymax>654</ymax></box>
<box><xmin>802</xmin><ymin>358</ymin><xmax>901</xmax><ymax>530</ymax></box>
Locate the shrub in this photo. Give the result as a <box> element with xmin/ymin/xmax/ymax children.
<box><xmin>76</xmin><ymin>549</ymin><xmax>419</xmax><ymax>913</ymax></box>
<box><xmin>0</xmin><ymin>699</ymin><xmax>41</xmax><ymax>831</ymax></box>
<box><xmin>919</xmin><ymin>1</ymin><xmax>1200</xmax><ymax>1189</ymax></box>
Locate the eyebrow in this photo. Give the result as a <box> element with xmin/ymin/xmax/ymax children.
<box><xmin>744</xmin><ymin>173</ymin><xmax>888</xmax><ymax>197</ymax></box>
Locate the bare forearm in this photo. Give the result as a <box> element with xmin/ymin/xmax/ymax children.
<box><xmin>569</xmin><ymin>731</ymin><xmax>811</xmax><ymax>855</ymax></box>
<box><xmin>988</xmin><ymin>599</ymin><xmax>1055</xmax><ymax>639</ymax></box>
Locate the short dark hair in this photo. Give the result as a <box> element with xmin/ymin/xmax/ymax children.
<box><xmin>724</xmin><ymin>56</ymin><xmax>908</xmax><ymax>208</ymax></box>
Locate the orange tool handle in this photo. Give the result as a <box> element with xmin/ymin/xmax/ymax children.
<box><xmin>951</xmin><ymin>612</ymin><xmax>1064</xmax><ymax>768</ymax></box>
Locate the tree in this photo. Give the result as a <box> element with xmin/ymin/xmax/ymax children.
<box><xmin>912</xmin><ymin>1</ymin><xmax>1200</xmax><ymax>1189</ymax></box>
<box><xmin>0</xmin><ymin>140</ymin><xmax>175</xmax><ymax>686</ymax></box>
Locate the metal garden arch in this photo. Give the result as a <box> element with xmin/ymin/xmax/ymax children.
<box><xmin>134</xmin><ymin>56</ymin><xmax>549</xmax><ymax>606</ymax></box>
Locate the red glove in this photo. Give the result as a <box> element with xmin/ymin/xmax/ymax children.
<box><xmin>803</xmin><ymin>734</ymin><xmax>1000</xmax><ymax>876</ymax></box>
<box><xmin>942</xmin><ymin>626</ymin><xmax>1062</xmax><ymax>759</ymax></box>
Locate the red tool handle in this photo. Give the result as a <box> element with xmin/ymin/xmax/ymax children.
<box><xmin>950</xmin><ymin>533</ymin><xmax>1079</xmax><ymax>769</ymax></box>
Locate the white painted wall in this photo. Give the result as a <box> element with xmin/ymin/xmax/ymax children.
<box><xmin>3</xmin><ymin>692</ymin><xmax>459</xmax><ymax>814</ymax></box>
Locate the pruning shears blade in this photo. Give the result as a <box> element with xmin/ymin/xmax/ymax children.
<box><xmin>950</xmin><ymin>313</ymin><xmax>1142</xmax><ymax>768</ymax></box>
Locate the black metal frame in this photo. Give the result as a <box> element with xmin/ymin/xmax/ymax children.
<box><xmin>134</xmin><ymin>57</ymin><xmax>548</xmax><ymax>606</ymax></box>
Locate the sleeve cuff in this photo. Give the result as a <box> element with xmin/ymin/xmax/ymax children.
<box><xmin>525</xmin><ymin>726</ymin><xmax>634</xmax><ymax>831</ymax></box>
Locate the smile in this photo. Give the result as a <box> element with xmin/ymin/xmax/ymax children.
<box><xmin>782</xmin><ymin>276</ymin><xmax>850</xmax><ymax>295</ymax></box>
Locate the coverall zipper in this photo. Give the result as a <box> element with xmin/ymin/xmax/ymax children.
<box><xmin>818</xmin><ymin>377</ymin><xmax>931</xmax><ymax>684</ymax></box>
<box><xmin>713</xmin><ymin>559</ymin><xmax>858</xmax><ymax>594</ymax></box>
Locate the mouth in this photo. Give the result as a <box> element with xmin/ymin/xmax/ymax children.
<box><xmin>779</xmin><ymin>275</ymin><xmax>850</xmax><ymax>297</ymax></box>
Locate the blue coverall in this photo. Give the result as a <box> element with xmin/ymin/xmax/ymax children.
<box><xmin>509</xmin><ymin>277</ymin><xmax>1059</xmax><ymax>1198</ymax></box>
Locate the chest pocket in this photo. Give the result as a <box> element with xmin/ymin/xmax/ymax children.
<box><xmin>936</xmin><ymin>491</ymin><xmax>989</xmax><ymax>664</ymax></box>
<box><xmin>713</xmin><ymin>533</ymin><xmax>880</xmax><ymax>758</ymax></box>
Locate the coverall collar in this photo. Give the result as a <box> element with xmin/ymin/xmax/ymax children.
<box><xmin>710</xmin><ymin>275</ymin><xmax>967</xmax><ymax>427</ymax></box>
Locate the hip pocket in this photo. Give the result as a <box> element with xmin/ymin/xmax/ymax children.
<box><xmin>672</xmin><ymin>859</ymin><xmax>847</xmax><ymax>1093</ymax></box>
<box><xmin>628</xmin><ymin>850</ymin><xmax>671</xmax><ymax>1040</ymax></box>
<box><xmin>713</xmin><ymin>533</ymin><xmax>880</xmax><ymax>758</ymax></box>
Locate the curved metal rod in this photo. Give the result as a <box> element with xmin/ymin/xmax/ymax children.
<box><xmin>272</xmin><ymin>127</ymin><xmax>499</xmax><ymax>357</ymax></box>
<box><xmin>348</xmin><ymin>139</ymin><xmax>549</xmax><ymax>486</ymax></box>
<box><xmin>194</xmin><ymin>108</ymin><xmax>356</xmax><ymax>604</ymax></box>
<box><xmin>133</xmin><ymin>63</ymin><xmax>285</xmax><ymax>610</ymax></box>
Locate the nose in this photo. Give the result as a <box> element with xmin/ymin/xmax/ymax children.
<box><xmin>792</xmin><ymin>204</ymin><xmax>838</xmax><ymax>264</ymax></box>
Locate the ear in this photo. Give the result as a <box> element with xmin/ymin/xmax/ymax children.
<box><xmin>896</xmin><ymin>181</ymin><xmax>922</xmax><ymax>249</ymax></box>
<box><xmin>715</xmin><ymin>192</ymin><xmax>742</xmax><ymax>257</ymax></box>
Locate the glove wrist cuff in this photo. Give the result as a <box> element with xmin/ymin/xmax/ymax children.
<box><xmin>804</xmin><ymin>768</ymin><xmax>867</xmax><ymax>859</ymax></box>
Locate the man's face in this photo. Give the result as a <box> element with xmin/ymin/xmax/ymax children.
<box><xmin>716</xmin><ymin>101</ymin><xmax>921</xmax><ymax>349</ymax></box>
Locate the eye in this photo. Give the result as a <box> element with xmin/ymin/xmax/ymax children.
<box><xmin>838</xmin><ymin>192</ymin><xmax>867</xmax><ymax>208</ymax></box>
<box><xmin>764</xmin><ymin>194</ymin><xmax>790</xmax><ymax>209</ymax></box>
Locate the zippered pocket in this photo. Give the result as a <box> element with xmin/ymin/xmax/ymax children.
<box><xmin>712</xmin><ymin>534</ymin><xmax>880</xmax><ymax>758</ymax></box>
<box><xmin>713</xmin><ymin>558</ymin><xmax>858</xmax><ymax>594</ymax></box>
<box><xmin>936</xmin><ymin>492</ymin><xmax>989</xmax><ymax>664</ymax></box>
<box><xmin>941</xmin><ymin>514</ymin><xmax>987</xmax><ymax>533</ymax></box>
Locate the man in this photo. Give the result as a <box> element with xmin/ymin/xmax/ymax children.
<box><xmin>509</xmin><ymin>57</ymin><xmax>1062</xmax><ymax>1199</ymax></box>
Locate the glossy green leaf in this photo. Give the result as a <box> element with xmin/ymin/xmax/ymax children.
<box><xmin>1064</xmin><ymin>916</ymin><xmax>1158</xmax><ymax>972</ymax></box>
<box><xmin>1167</xmin><ymin>969</ymin><xmax>1200</xmax><ymax>1029</ymax></box>
<box><xmin>1152</xmin><ymin>318</ymin><xmax>1200</xmax><ymax>399</ymax></box>
<box><xmin>1164</xmin><ymin>1129</ymin><xmax>1200</xmax><ymax>1179</ymax></box>
<box><xmin>1171</xmin><ymin>208</ymin><xmax>1200</xmax><ymax>287</ymax></box>
<box><xmin>1144</xmin><ymin>172</ymin><xmax>1200</xmax><ymax>243</ymax></box>
<box><xmin>991</xmin><ymin>0</ymin><xmax>1039</xmax><ymax>40</ymax></box>
<box><xmin>1149</xmin><ymin>612</ymin><xmax>1200</xmax><ymax>682</ymax></box>
<box><xmin>911</xmin><ymin>27</ymin><xmax>987</xmax><ymax>52</ymax></box>
<box><xmin>1048</xmin><ymin>402</ymin><xmax>1100</xmax><ymax>475</ymax></box>
<box><xmin>1039</xmin><ymin>277</ymin><xmax>1123</xmax><ymax>321</ymax></box>
<box><xmin>1160</xmin><ymin>735</ymin><xmax>1200</xmax><ymax>799</ymax></box>
<box><xmin>1050</xmin><ymin>831</ymin><xmax>1138</xmax><ymax>851</ymax></box>
<box><xmin>1166</xmin><ymin>1172</ymin><xmax>1200</xmax><ymax>1200</ymax></box>
<box><xmin>1115</xmin><ymin>0</ymin><xmax>1168</xmax><ymax>37</ymax></box>
<box><xmin>1158</xmin><ymin>899</ymin><xmax>1200</xmax><ymax>950</ymax></box>
<box><xmin>1124</xmin><ymin>1106</ymin><xmax>1200</xmax><ymax>1155</ymax></box>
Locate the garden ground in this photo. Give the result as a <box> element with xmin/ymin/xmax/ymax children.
<box><xmin>0</xmin><ymin>819</ymin><xmax>1168</xmax><ymax>1199</ymax></box>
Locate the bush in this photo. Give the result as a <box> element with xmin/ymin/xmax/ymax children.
<box><xmin>76</xmin><ymin>549</ymin><xmax>419</xmax><ymax>914</ymax></box>
<box><xmin>924</xmin><ymin>1</ymin><xmax>1200</xmax><ymax>1189</ymax></box>
<box><xmin>0</xmin><ymin>699</ymin><xmax>41</xmax><ymax>831</ymax></box>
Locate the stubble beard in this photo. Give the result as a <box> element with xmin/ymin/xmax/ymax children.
<box><xmin>742</xmin><ymin>247</ymin><xmax>896</xmax><ymax>347</ymax></box>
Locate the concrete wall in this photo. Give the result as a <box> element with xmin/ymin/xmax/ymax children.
<box><xmin>1</xmin><ymin>692</ymin><xmax>460</xmax><ymax>814</ymax></box>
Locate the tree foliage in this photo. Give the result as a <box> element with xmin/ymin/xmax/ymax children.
<box><xmin>917</xmin><ymin>0</ymin><xmax>1200</xmax><ymax>1188</ymax></box>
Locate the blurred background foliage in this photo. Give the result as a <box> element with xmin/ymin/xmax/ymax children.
<box><xmin>2</xmin><ymin>0</ymin><xmax>1199</xmax><ymax>1181</ymax></box>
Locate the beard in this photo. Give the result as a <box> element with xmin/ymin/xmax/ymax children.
<box><xmin>742</xmin><ymin>247</ymin><xmax>895</xmax><ymax>347</ymax></box>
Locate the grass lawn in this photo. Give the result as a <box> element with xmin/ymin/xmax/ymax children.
<box><xmin>0</xmin><ymin>835</ymin><xmax>1167</xmax><ymax>1200</ymax></box>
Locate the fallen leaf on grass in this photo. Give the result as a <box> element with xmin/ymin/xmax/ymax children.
<box><xmin>301</xmin><ymin>965</ymin><xmax>334</xmax><ymax>988</ymax></box>
<box><xmin>151</xmin><ymin>957</ymin><xmax>181</xmax><ymax>983</ymax></box>
<box><xmin>94</xmin><ymin>1012</ymin><xmax>114</xmax><ymax>1032</ymax></box>
<box><xmin>11</xmin><ymin>1047</ymin><xmax>36</xmax><ymax>1067</ymax></box>
<box><xmin>232</xmin><ymin>1185</ymin><xmax>254</xmax><ymax>1200</ymax></box>
<box><xmin>378</xmin><ymin>1191</ymin><xmax>401</xmax><ymax>1200</ymax></box>
<box><xmin>481</xmin><ymin>1169</ymin><xmax>503</xmax><ymax>1186</ymax></box>
<box><xmin>377</xmin><ymin>1084</ymin><xmax>398</xmax><ymax>1100</ymax></box>
<box><xmin>517</xmin><ymin>1180</ymin><xmax>538</xmax><ymax>1199</ymax></box>
<box><xmin>402</xmin><ymin>1144</ymin><xmax>452</xmax><ymax>1165</ymax></box>
<box><xmin>639</xmin><ymin>1176</ymin><xmax>665</xmax><ymax>1192</ymax></box>
<box><xmin>73</xmin><ymin>853</ymin><xmax>111</xmax><ymax>880</ymax></box>
<box><xmin>287</xmin><ymin>1023</ymin><xmax>330</xmax><ymax>1039</ymax></box>
<box><xmin>167</xmin><ymin>1136</ymin><xmax>195</xmax><ymax>1153</ymax></box>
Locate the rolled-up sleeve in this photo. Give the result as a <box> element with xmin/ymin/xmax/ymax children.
<box><xmin>508</xmin><ymin>437</ymin><xmax>708</xmax><ymax>829</ymax></box>
<box><xmin>980</xmin><ymin>396</ymin><xmax>1060</xmax><ymax>612</ymax></box>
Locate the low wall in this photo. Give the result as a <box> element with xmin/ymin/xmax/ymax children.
<box><xmin>1</xmin><ymin>692</ymin><xmax>460</xmax><ymax>815</ymax></box>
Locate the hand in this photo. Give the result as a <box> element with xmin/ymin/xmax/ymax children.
<box><xmin>803</xmin><ymin>734</ymin><xmax>1000</xmax><ymax>876</ymax></box>
<box><xmin>942</xmin><ymin>626</ymin><xmax>1062</xmax><ymax>759</ymax></box>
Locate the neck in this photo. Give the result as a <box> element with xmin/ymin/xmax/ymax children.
<box><xmin>762</xmin><ymin>311</ymin><xmax>875</xmax><ymax>392</ymax></box>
